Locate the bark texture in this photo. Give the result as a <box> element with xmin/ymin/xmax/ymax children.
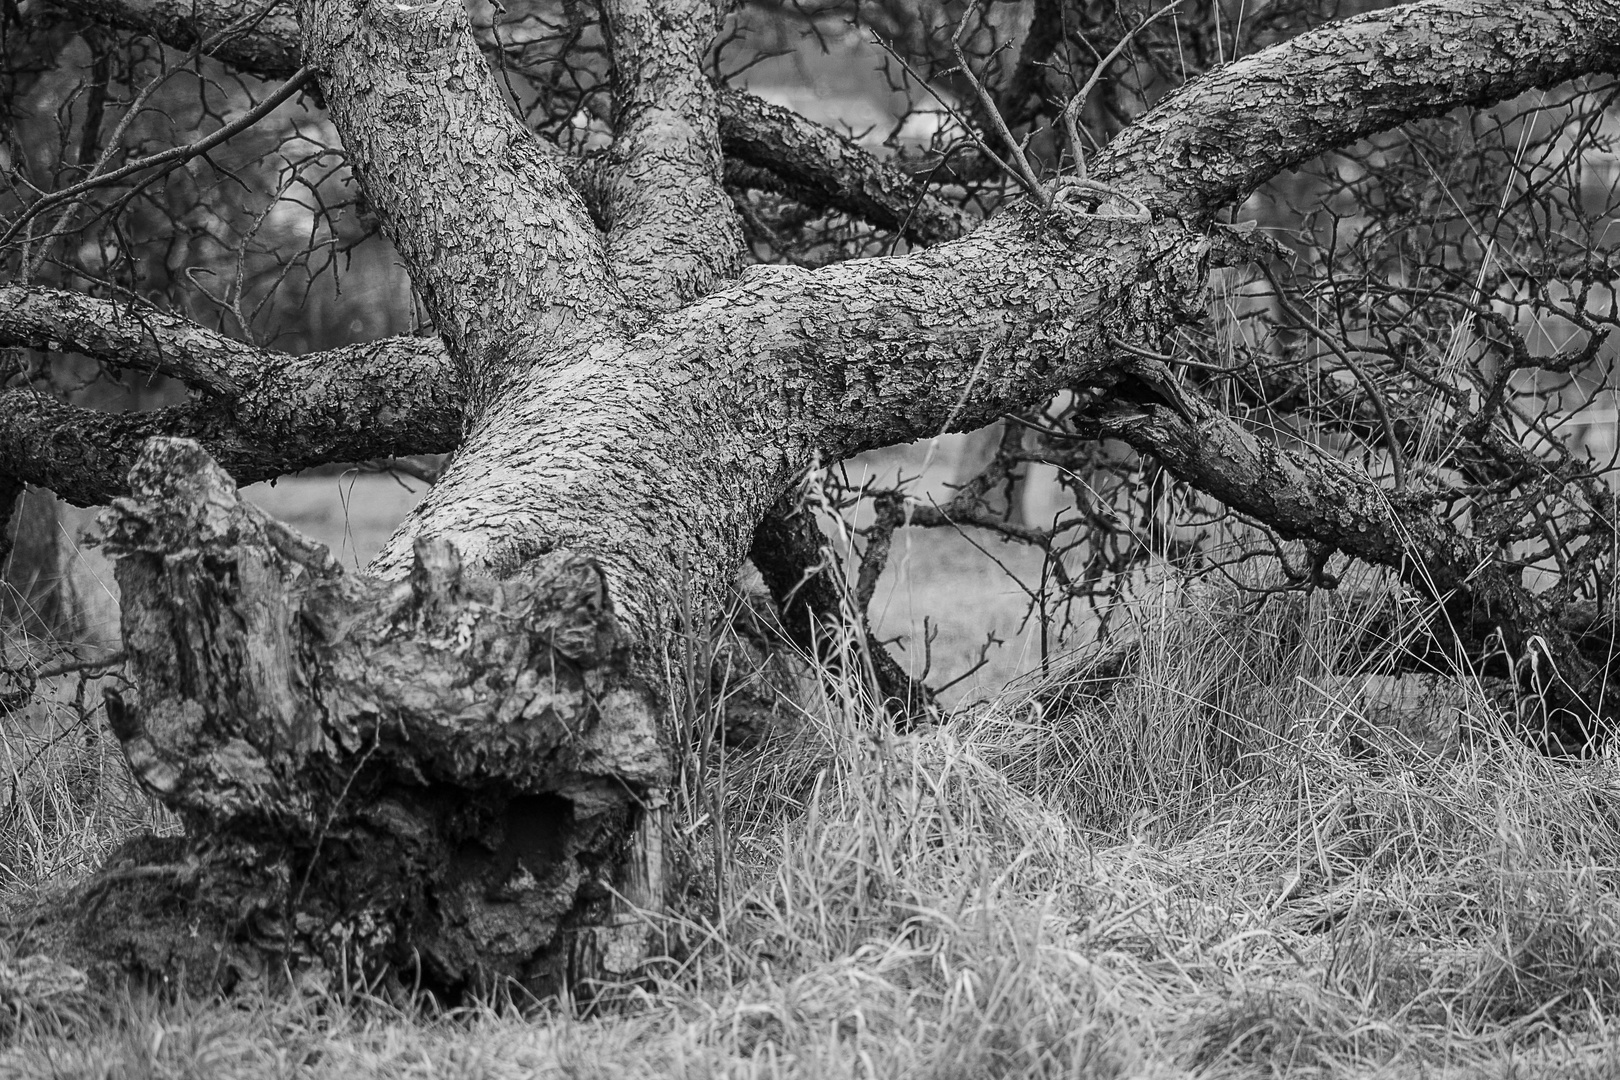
<box><xmin>1092</xmin><ymin>0</ymin><xmax>1620</xmax><ymax>219</ymax></box>
<box><xmin>600</xmin><ymin>0</ymin><xmax>741</xmax><ymax>308</ymax></box>
<box><xmin>295</xmin><ymin>0</ymin><xmax>620</xmax><ymax>403</ymax></box>
<box><xmin>0</xmin><ymin>290</ymin><xmax>461</xmax><ymax>506</ymax></box>
<box><xmin>716</xmin><ymin>88</ymin><xmax>972</xmax><ymax>247</ymax></box>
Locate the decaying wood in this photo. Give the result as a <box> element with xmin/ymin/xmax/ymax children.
<box><xmin>96</xmin><ymin>438</ymin><xmax>663</xmax><ymax>992</ymax></box>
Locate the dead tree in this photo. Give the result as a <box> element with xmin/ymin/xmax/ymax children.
<box><xmin>2</xmin><ymin>0</ymin><xmax>1619</xmax><ymax>991</ymax></box>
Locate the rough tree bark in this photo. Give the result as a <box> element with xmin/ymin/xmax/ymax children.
<box><xmin>4</xmin><ymin>0</ymin><xmax>1619</xmax><ymax>991</ymax></box>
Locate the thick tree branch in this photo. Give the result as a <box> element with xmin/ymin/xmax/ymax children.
<box><xmin>716</xmin><ymin>89</ymin><xmax>972</xmax><ymax>247</ymax></box>
<box><xmin>739</xmin><ymin>204</ymin><xmax>1213</xmax><ymax>456</ymax></box>
<box><xmin>51</xmin><ymin>0</ymin><xmax>301</xmax><ymax>75</ymax></box>
<box><xmin>0</xmin><ymin>333</ymin><xmax>462</xmax><ymax>505</ymax></box>
<box><xmin>1093</xmin><ymin>0</ymin><xmax>1620</xmax><ymax>219</ymax></box>
<box><xmin>296</xmin><ymin>0</ymin><xmax>618</xmax><ymax>398</ymax></box>
<box><xmin>600</xmin><ymin>0</ymin><xmax>742</xmax><ymax>307</ymax></box>
<box><xmin>367</xmin><ymin>202</ymin><xmax>1210</xmax><ymax>597</ymax></box>
<box><xmin>1091</xmin><ymin>393</ymin><xmax>1606</xmax><ymax>743</ymax></box>
<box><xmin>0</xmin><ymin>287</ymin><xmax>261</xmax><ymax>397</ymax></box>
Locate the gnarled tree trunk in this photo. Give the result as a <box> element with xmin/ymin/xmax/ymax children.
<box><xmin>95</xmin><ymin>438</ymin><xmax>663</xmax><ymax>991</ymax></box>
<box><xmin>3</xmin><ymin>0</ymin><xmax>1619</xmax><ymax>991</ymax></box>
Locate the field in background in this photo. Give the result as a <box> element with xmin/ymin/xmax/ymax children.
<box><xmin>7</xmin><ymin>468</ymin><xmax>1620</xmax><ymax>1077</ymax></box>
<box><xmin>240</xmin><ymin>471</ymin><xmax>427</xmax><ymax>569</ymax></box>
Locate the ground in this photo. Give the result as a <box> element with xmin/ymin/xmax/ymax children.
<box><xmin>3</xmin><ymin>461</ymin><xmax>1620</xmax><ymax>1078</ymax></box>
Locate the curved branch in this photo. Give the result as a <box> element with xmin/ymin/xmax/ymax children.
<box><xmin>716</xmin><ymin>89</ymin><xmax>972</xmax><ymax>247</ymax></box>
<box><xmin>0</xmin><ymin>334</ymin><xmax>463</xmax><ymax>505</ymax></box>
<box><xmin>1092</xmin><ymin>0</ymin><xmax>1620</xmax><ymax>219</ymax></box>
<box><xmin>0</xmin><ymin>287</ymin><xmax>259</xmax><ymax>398</ymax></box>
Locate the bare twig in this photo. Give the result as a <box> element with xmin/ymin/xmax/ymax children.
<box><xmin>933</xmin><ymin>630</ymin><xmax>1003</xmax><ymax>694</ymax></box>
<box><xmin>17</xmin><ymin>0</ymin><xmax>297</xmax><ymax>275</ymax></box>
<box><xmin>949</xmin><ymin>0</ymin><xmax>1049</xmax><ymax>206</ymax></box>
<box><xmin>3</xmin><ymin>66</ymin><xmax>316</xmax><ymax>251</ymax></box>
<box><xmin>1266</xmin><ymin>277</ymin><xmax>1410</xmax><ymax>490</ymax></box>
<box><xmin>872</xmin><ymin>34</ymin><xmax>1034</xmax><ymax>204</ymax></box>
<box><xmin>1108</xmin><ymin>331</ymin><xmax>1247</xmax><ymax>374</ymax></box>
<box><xmin>1063</xmin><ymin>1</ymin><xmax>1182</xmax><ymax>180</ymax></box>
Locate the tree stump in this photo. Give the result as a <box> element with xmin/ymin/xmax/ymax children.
<box><xmin>87</xmin><ymin>438</ymin><xmax>666</xmax><ymax>995</ymax></box>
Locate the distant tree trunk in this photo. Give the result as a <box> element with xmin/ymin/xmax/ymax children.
<box><xmin>2</xmin><ymin>486</ymin><xmax>85</xmax><ymax>647</ymax></box>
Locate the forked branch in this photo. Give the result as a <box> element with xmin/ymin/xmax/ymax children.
<box><xmin>0</xmin><ymin>329</ymin><xmax>462</xmax><ymax>505</ymax></box>
<box><xmin>948</xmin><ymin>0</ymin><xmax>1048</xmax><ymax>206</ymax></box>
<box><xmin>1061</xmin><ymin>1</ymin><xmax>1181</xmax><ymax>180</ymax></box>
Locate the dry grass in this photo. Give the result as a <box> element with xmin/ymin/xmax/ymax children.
<box><xmin>4</xmin><ymin>538</ymin><xmax>1620</xmax><ymax>1077</ymax></box>
<box><xmin>0</xmin><ymin>543</ymin><xmax>168</xmax><ymax>891</ymax></box>
<box><xmin>0</xmin><ymin>676</ymin><xmax>169</xmax><ymax>889</ymax></box>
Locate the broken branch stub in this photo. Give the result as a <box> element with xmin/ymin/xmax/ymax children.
<box><xmin>95</xmin><ymin>437</ymin><xmax>665</xmax><ymax>992</ymax></box>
